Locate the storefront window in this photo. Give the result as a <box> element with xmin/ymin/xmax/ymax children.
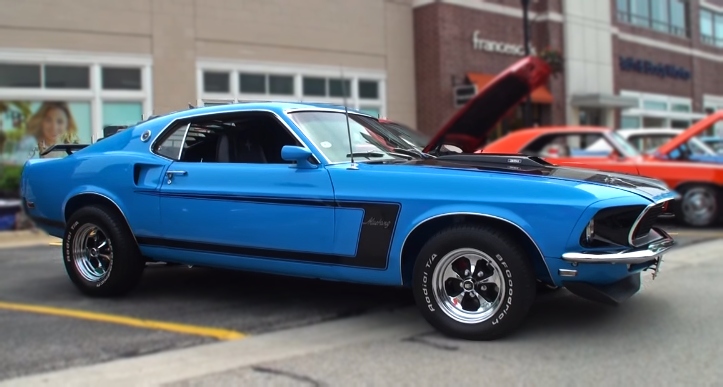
<box><xmin>102</xmin><ymin>102</ymin><xmax>143</xmax><ymax>127</ymax></box>
<box><xmin>1</xmin><ymin>101</ymin><xmax>92</xmax><ymax>163</ymax></box>
<box><xmin>620</xmin><ymin>91</ymin><xmax>706</xmax><ymax>130</ymax></box>
<box><xmin>199</xmin><ymin>62</ymin><xmax>386</xmax><ymax>117</ymax></box>
<box><xmin>0</xmin><ymin>52</ymin><xmax>151</xmax><ymax>164</ymax></box>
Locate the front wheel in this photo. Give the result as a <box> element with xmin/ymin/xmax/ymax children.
<box><xmin>412</xmin><ymin>225</ymin><xmax>537</xmax><ymax>341</ymax></box>
<box><xmin>675</xmin><ymin>185</ymin><xmax>720</xmax><ymax>228</ymax></box>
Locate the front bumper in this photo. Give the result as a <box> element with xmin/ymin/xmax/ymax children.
<box><xmin>561</xmin><ymin>227</ymin><xmax>675</xmax><ymax>265</ymax></box>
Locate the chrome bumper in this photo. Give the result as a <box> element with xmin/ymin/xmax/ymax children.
<box><xmin>561</xmin><ymin>227</ymin><xmax>675</xmax><ymax>264</ymax></box>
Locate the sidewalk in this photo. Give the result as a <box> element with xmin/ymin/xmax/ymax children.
<box><xmin>0</xmin><ymin>229</ymin><xmax>60</xmax><ymax>249</ymax></box>
<box><xmin>2</xmin><ymin>238</ymin><xmax>722</xmax><ymax>387</ymax></box>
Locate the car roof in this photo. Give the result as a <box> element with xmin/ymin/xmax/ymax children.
<box><xmin>617</xmin><ymin>128</ymin><xmax>683</xmax><ymax>136</ymax></box>
<box><xmin>144</xmin><ymin>101</ymin><xmax>373</xmax><ymax>124</ymax></box>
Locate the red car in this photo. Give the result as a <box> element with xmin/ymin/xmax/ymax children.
<box><xmin>387</xmin><ymin>55</ymin><xmax>723</xmax><ymax>227</ymax></box>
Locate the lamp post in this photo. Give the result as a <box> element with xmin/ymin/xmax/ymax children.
<box><xmin>521</xmin><ymin>0</ymin><xmax>532</xmax><ymax>127</ymax></box>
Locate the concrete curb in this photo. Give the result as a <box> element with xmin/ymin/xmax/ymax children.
<box><xmin>0</xmin><ymin>229</ymin><xmax>60</xmax><ymax>250</ymax></box>
<box><xmin>0</xmin><ymin>307</ymin><xmax>430</xmax><ymax>387</ymax></box>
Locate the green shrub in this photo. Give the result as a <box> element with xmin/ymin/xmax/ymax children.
<box><xmin>0</xmin><ymin>164</ymin><xmax>23</xmax><ymax>194</ymax></box>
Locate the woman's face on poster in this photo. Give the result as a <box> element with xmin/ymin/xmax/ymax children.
<box><xmin>42</xmin><ymin>107</ymin><xmax>68</xmax><ymax>142</ymax></box>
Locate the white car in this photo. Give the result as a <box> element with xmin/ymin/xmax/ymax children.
<box><xmin>616</xmin><ymin>128</ymin><xmax>718</xmax><ymax>156</ymax></box>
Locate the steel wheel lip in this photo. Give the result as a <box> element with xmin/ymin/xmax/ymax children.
<box><xmin>431</xmin><ymin>248</ymin><xmax>505</xmax><ymax>325</ymax></box>
<box><xmin>681</xmin><ymin>187</ymin><xmax>717</xmax><ymax>226</ymax></box>
<box><xmin>72</xmin><ymin>223</ymin><xmax>113</xmax><ymax>283</ymax></box>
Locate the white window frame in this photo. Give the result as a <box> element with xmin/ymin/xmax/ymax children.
<box><xmin>0</xmin><ymin>48</ymin><xmax>153</xmax><ymax>142</ymax></box>
<box><xmin>196</xmin><ymin>59</ymin><xmax>386</xmax><ymax>118</ymax></box>
<box><xmin>619</xmin><ymin>90</ymin><xmax>706</xmax><ymax>128</ymax></box>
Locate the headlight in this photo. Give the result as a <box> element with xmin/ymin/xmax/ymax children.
<box><xmin>585</xmin><ymin>219</ymin><xmax>595</xmax><ymax>243</ymax></box>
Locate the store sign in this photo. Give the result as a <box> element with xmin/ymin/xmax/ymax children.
<box><xmin>472</xmin><ymin>31</ymin><xmax>536</xmax><ymax>56</ymax></box>
<box><xmin>619</xmin><ymin>56</ymin><xmax>691</xmax><ymax>81</ymax></box>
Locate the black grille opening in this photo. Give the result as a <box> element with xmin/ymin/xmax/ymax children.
<box><xmin>581</xmin><ymin>205</ymin><xmax>646</xmax><ymax>248</ymax></box>
<box><xmin>631</xmin><ymin>203</ymin><xmax>665</xmax><ymax>243</ymax></box>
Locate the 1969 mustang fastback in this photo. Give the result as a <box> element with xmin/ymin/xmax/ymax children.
<box><xmin>20</xmin><ymin>101</ymin><xmax>676</xmax><ymax>340</ymax></box>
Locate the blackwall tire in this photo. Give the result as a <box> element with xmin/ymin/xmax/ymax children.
<box><xmin>412</xmin><ymin>225</ymin><xmax>537</xmax><ymax>341</ymax></box>
<box><xmin>62</xmin><ymin>205</ymin><xmax>144</xmax><ymax>297</ymax></box>
<box><xmin>675</xmin><ymin>185</ymin><xmax>720</xmax><ymax>228</ymax></box>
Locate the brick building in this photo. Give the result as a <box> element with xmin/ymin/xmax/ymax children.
<box><xmin>0</xmin><ymin>0</ymin><xmax>416</xmax><ymax>157</ymax></box>
<box><xmin>412</xmin><ymin>0</ymin><xmax>723</xmax><ymax>139</ymax></box>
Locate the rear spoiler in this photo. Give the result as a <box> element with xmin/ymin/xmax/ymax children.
<box><xmin>39</xmin><ymin>144</ymin><xmax>89</xmax><ymax>156</ymax></box>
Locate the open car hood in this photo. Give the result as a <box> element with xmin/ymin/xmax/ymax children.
<box><xmin>656</xmin><ymin>110</ymin><xmax>723</xmax><ymax>157</ymax></box>
<box><xmin>422</xmin><ymin>55</ymin><xmax>552</xmax><ymax>154</ymax></box>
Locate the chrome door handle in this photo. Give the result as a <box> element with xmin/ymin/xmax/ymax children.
<box><xmin>166</xmin><ymin>170</ymin><xmax>187</xmax><ymax>184</ymax></box>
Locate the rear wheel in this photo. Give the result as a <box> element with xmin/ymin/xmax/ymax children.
<box><xmin>675</xmin><ymin>185</ymin><xmax>720</xmax><ymax>227</ymax></box>
<box><xmin>412</xmin><ymin>225</ymin><xmax>537</xmax><ymax>341</ymax></box>
<box><xmin>63</xmin><ymin>206</ymin><xmax>144</xmax><ymax>297</ymax></box>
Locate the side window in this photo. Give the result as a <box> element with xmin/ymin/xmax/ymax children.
<box><xmin>155</xmin><ymin>123</ymin><xmax>189</xmax><ymax>160</ymax></box>
<box><xmin>523</xmin><ymin>133</ymin><xmax>612</xmax><ymax>158</ymax></box>
<box><xmin>153</xmin><ymin>112</ymin><xmax>303</xmax><ymax>164</ymax></box>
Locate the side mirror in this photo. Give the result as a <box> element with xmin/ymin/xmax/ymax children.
<box><xmin>281</xmin><ymin>145</ymin><xmax>317</xmax><ymax>169</ymax></box>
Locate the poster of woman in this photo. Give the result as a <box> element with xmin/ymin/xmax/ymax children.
<box><xmin>0</xmin><ymin>100</ymin><xmax>91</xmax><ymax>164</ymax></box>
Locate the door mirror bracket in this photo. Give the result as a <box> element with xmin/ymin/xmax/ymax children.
<box><xmin>281</xmin><ymin>146</ymin><xmax>318</xmax><ymax>169</ymax></box>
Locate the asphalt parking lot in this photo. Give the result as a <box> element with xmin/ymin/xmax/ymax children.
<box><xmin>0</xmin><ymin>221</ymin><xmax>721</xmax><ymax>382</ymax></box>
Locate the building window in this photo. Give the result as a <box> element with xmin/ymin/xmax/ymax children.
<box><xmin>700</xmin><ymin>8</ymin><xmax>723</xmax><ymax>47</ymax></box>
<box><xmin>203</xmin><ymin>71</ymin><xmax>229</xmax><ymax>93</ymax></box>
<box><xmin>619</xmin><ymin>91</ymin><xmax>704</xmax><ymax>129</ymax></box>
<box><xmin>198</xmin><ymin>61</ymin><xmax>386</xmax><ymax>117</ymax></box>
<box><xmin>0</xmin><ymin>51</ymin><xmax>151</xmax><ymax>165</ymax></box>
<box><xmin>0</xmin><ymin>64</ymin><xmax>41</xmax><ymax>88</ymax></box>
<box><xmin>101</xmin><ymin>67</ymin><xmax>142</xmax><ymax>90</ymax></box>
<box><xmin>616</xmin><ymin>0</ymin><xmax>688</xmax><ymax>37</ymax></box>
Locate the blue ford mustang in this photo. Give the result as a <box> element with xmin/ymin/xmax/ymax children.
<box><xmin>20</xmin><ymin>101</ymin><xmax>677</xmax><ymax>340</ymax></box>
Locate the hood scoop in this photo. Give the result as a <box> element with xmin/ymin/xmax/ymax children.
<box><xmin>435</xmin><ymin>153</ymin><xmax>554</xmax><ymax>168</ymax></box>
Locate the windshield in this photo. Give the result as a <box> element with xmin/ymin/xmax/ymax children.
<box><xmin>689</xmin><ymin>136</ymin><xmax>717</xmax><ymax>155</ymax></box>
<box><xmin>608</xmin><ymin>131</ymin><xmax>641</xmax><ymax>157</ymax></box>
<box><xmin>289</xmin><ymin>111</ymin><xmax>404</xmax><ymax>163</ymax></box>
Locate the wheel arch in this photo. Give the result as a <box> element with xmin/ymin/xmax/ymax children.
<box><xmin>63</xmin><ymin>192</ymin><xmax>138</xmax><ymax>244</ymax></box>
<box><xmin>399</xmin><ymin>213</ymin><xmax>552</xmax><ymax>287</ymax></box>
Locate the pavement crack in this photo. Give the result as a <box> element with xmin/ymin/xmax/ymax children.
<box><xmin>251</xmin><ymin>366</ymin><xmax>326</xmax><ymax>387</ymax></box>
<box><xmin>401</xmin><ymin>332</ymin><xmax>459</xmax><ymax>351</ymax></box>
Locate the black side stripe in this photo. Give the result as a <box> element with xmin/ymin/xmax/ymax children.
<box><xmin>135</xmin><ymin>189</ymin><xmax>337</xmax><ymax>207</ymax></box>
<box><xmin>133</xmin><ymin>192</ymin><xmax>402</xmax><ymax>270</ymax></box>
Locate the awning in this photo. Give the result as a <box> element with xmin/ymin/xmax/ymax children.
<box><xmin>467</xmin><ymin>73</ymin><xmax>554</xmax><ymax>104</ymax></box>
<box><xmin>570</xmin><ymin>93</ymin><xmax>638</xmax><ymax>108</ymax></box>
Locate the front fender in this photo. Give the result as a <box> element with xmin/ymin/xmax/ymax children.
<box><xmin>393</xmin><ymin>202</ymin><xmax>587</xmax><ymax>262</ymax></box>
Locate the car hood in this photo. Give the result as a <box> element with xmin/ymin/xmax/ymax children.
<box><xmin>422</xmin><ymin>55</ymin><xmax>552</xmax><ymax>155</ymax></box>
<box><xmin>656</xmin><ymin>111</ymin><xmax>723</xmax><ymax>156</ymax></box>
<box><xmin>407</xmin><ymin>153</ymin><xmax>674</xmax><ymax>203</ymax></box>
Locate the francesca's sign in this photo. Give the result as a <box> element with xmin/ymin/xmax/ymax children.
<box><xmin>472</xmin><ymin>31</ymin><xmax>536</xmax><ymax>56</ymax></box>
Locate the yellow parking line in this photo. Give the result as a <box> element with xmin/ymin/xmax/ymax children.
<box><xmin>48</xmin><ymin>241</ymin><xmax>62</xmax><ymax>246</ymax></box>
<box><xmin>0</xmin><ymin>301</ymin><xmax>246</xmax><ymax>341</ymax></box>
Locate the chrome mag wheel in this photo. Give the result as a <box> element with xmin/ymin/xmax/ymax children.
<box><xmin>681</xmin><ymin>186</ymin><xmax>718</xmax><ymax>226</ymax></box>
<box><xmin>72</xmin><ymin>223</ymin><xmax>113</xmax><ymax>283</ymax></box>
<box><xmin>432</xmin><ymin>248</ymin><xmax>505</xmax><ymax>324</ymax></box>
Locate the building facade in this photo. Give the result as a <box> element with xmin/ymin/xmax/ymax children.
<box><xmin>0</xmin><ymin>0</ymin><xmax>417</xmax><ymax>164</ymax></box>
<box><xmin>412</xmin><ymin>0</ymin><xmax>723</xmax><ymax>139</ymax></box>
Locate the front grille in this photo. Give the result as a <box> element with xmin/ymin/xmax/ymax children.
<box><xmin>631</xmin><ymin>203</ymin><xmax>665</xmax><ymax>243</ymax></box>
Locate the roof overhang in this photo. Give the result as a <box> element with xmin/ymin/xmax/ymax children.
<box><xmin>570</xmin><ymin>93</ymin><xmax>638</xmax><ymax>109</ymax></box>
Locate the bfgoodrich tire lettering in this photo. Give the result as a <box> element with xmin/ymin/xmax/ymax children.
<box><xmin>63</xmin><ymin>205</ymin><xmax>144</xmax><ymax>297</ymax></box>
<box><xmin>412</xmin><ymin>225</ymin><xmax>536</xmax><ymax>340</ymax></box>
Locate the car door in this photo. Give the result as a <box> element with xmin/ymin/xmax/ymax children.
<box><xmin>148</xmin><ymin>113</ymin><xmax>336</xmax><ymax>262</ymax></box>
<box><xmin>527</xmin><ymin>132</ymin><xmax>641</xmax><ymax>175</ymax></box>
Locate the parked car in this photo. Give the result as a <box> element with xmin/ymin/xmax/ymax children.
<box><xmin>700</xmin><ymin>136</ymin><xmax>723</xmax><ymax>154</ymax></box>
<box><xmin>21</xmin><ymin>100</ymin><xmax>677</xmax><ymax>341</ymax></box>
<box><xmin>482</xmin><ymin>123</ymin><xmax>723</xmax><ymax>227</ymax></box>
<box><xmin>607</xmin><ymin>128</ymin><xmax>723</xmax><ymax>163</ymax></box>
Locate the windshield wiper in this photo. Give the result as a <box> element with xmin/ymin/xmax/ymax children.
<box><xmin>346</xmin><ymin>151</ymin><xmax>387</xmax><ymax>158</ymax></box>
<box><xmin>392</xmin><ymin>147</ymin><xmax>436</xmax><ymax>159</ymax></box>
